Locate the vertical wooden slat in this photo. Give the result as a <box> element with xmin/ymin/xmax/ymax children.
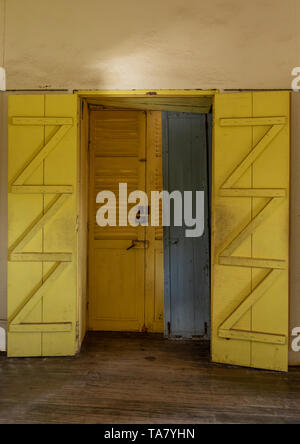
<box><xmin>251</xmin><ymin>92</ymin><xmax>290</xmax><ymax>371</ymax></box>
<box><xmin>211</xmin><ymin>93</ymin><xmax>253</xmax><ymax>368</ymax></box>
<box><xmin>42</xmin><ymin>95</ymin><xmax>78</xmax><ymax>357</ymax></box>
<box><xmin>145</xmin><ymin>111</ymin><xmax>164</xmax><ymax>333</ymax></box>
<box><xmin>8</xmin><ymin>95</ymin><xmax>45</xmax><ymax>357</ymax></box>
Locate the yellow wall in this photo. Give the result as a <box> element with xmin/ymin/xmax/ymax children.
<box><xmin>1</xmin><ymin>0</ymin><xmax>300</xmax><ymax>363</ymax></box>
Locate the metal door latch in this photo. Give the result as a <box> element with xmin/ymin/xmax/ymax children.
<box><xmin>126</xmin><ymin>240</ymin><xmax>150</xmax><ymax>251</ymax></box>
<box><xmin>127</xmin><ymin>241</ymin><xmax>136</xmax><ymax>251</ymax></box>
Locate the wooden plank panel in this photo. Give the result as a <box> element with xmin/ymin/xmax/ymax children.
<box><xmin>222</xmin><ymin>125</ymin><xmax>284</xmax><ymax>189</ymax></box>
<box><xmin>219</xmin><ymin>198</ymin><xmax>284</xmax><ymax>258</ymax></box>
<box><xmin>88</xmin><ymin>110</ymin><xmax>146</xmax><ymax>332</ymax></box>
<box><xmin>9</xmin><ymin>194</ymin><xmax>70</xmax><ymax>254</ymax></box>
<box><xmin>251</xmin><ymin>91</ymin><xmax>290</xmax><ymax>371</ymax></box>
<box><xmin>219</xmin><ymin>329</ymin><xmax>286</xmax><ymax>345</ymax></box>
<box><xmin>219</xmin><ymin>189</ymin><xmax>286</xmax><ymax>198</ymax></box>
<box><xmin>9</xmin><ymin>253</ymin><xmax>72</xmax><ymax>262</ymax></box>
<box><xmin>219</xmin><ymin>270</ymin><xmax>282</xmax><ymax>331</ymax></box>
<box><xmin>11</xmin><ymin>185</ymin><xmax>74</xmax><ymax>194</ymax></box>
<box><xmin>220</xmin><ymin>117</ymin><xmax>286</xmax><ymax>126</ymax></box>
<box><xmin>211</xmin><ymin>93</ymin><xmax>253</xmax><ymax>368</ymax></box>
<box><xmin>79</xmin><ymin>89</ymin><xmax>218</xmax><ymax>97</ymax></box>
<box><xmin>2</xmin><ymin>332</ymin><xmax>300</xmax><ymax>424</ymax></box>
<box><xmin>14</xmin><ymin>125</ymin><xmax>72</xmax><ymax>186</ymax></box>
<box><xmin>219</xmin><ymin>256</ymin><xmax>287</xmax><ymax>270</ymax></box>
<box><xmin>212</xmin><ymin>91</ymin><xmax>290</xmax><ymax>372</ymax></box>
<box><xmin>42</xmin><ymin>95</ymin><xmax>78</xmax><ymax>357</ymax></box>
<box><xmin>8</xmin><ymin>94</ymin><xmax>78</xmax><ymax>358</ymax></box>
<box><xmin>145</xmin><ymin>112</ymin><xmax>164</xmax><ymax>333</ymax></box>
<box><xmin>9</xmin><ymin>262</ymin><xmax>69</xmax><ymax>326</ymax></box>
<box><xmin>88</xmin><ymin>97</ymin><xmax>213</xmax><ymax>114</ymax></box>
<box><xmin>163</xmin><ymin>113</ymin><xmax>210</xmax><ymax>338</ymax></box>
<box><xmin>12</xmin><ymin>117</ymin><xmax>73</xmax><ymax>126</ymax></box>
<box><xmin>8</xmin><ymin>95</ymin><xmax>45</xmax><ymax>357</ymax></box>
<box><xmin>78</xmin><ymin>99</ymin><xmax>89</xmax><ymax>346</ymax></box>
<box><xmin>9</xmin><ymin>323</ymin><xmax>73</xmax><ymax>333</ymax></box>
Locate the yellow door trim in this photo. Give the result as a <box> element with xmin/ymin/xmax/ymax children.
<box><xmin>76</xmin><ymin>89</ymin><xmax>219</xmax><ymax>98</ymax></box>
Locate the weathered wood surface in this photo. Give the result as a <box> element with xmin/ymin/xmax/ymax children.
<box><xmin>163</xmin><ymin>113</ymin><xmax>211</xmax><ymax>339</ymax></box>
<box><xmin>0</xmin><ymin>333</ymin><xmax>300</xmax><ymax>424</ymax></box>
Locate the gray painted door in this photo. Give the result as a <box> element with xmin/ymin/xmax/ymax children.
<box><xmin>163</xmin><ymin>112</ymin><xmax>211</xmax><ymax>338</ymax></box>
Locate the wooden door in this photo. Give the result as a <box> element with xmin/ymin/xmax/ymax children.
<box><xmin>163</xmin><ymin>113</ymin><xmax>211</xmax><ymax>338</ymax></box>
<box><xmin>8</xmin><ymin>95</ymin><xmax>78</xmax><ymax>357</ymax></box>
<box><xmin>88</xmin><ymin>110</ymin><xmax>147</xmax><ymax>332</ymax></box>
<box><xmin>212</xmin><ymin>92</ymin><xmax>290</xmax><ymax>371</ymax></box>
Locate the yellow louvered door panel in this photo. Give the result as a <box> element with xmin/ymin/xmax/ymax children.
<box><xmin>212</xmin><ymin>92</ymin><xmax>290</xmax><ymax>372</ymax></box>
<box><xmin>89</xmin><ymin>110</ymin><xmax>146</xmax><ymax>332</ymax></box>
<box><xmin>8</xmin><ymin>95</ymin><xmax>78</xmax><ymax>358</ymax></box>
<box><xmin>145</xmin><ymin>112</ymin><xmax>164</xmax><ymax>333</ymax></box>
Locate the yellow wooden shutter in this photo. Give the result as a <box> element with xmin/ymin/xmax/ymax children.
<box><xmin>212</xmin><ymin>91</ymin><xmax>290</xmax><ymax>372</ymax></box>
<box><xmin>8</xmin><ymin>95</ymin><xmax>78</xmax><ymax>357</ymax></box>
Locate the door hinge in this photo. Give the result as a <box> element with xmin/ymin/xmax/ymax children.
<box><xmin>141</xmin><ymin>324</ymin><xmax>148</xmax><ymax>334</ymax></box>
<box><xmin>76</xmin><ymin>216</ymin><xmax>79</xmax><ymax>233</ymax></box>
<box><xmin>204</xmin><ymin>322</ymin><xmax>208</xmax><ymax>336</ymax></box>
<box><xmin>167</xmin><ymin>322</ymin><xmax>171</xmax><ymax>336</ymax></box>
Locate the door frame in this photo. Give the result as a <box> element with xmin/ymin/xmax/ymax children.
<box><xmin>77</xmin><ymin>90</ymin><xmax>291</xmax><ymax>371</ymax></box>
<box><xmin>77</xmin><ymin>90</ymin><xmax>218</xmax><ymax>346</ymax></box>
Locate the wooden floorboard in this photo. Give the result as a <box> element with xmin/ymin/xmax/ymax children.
<box><xmin>0</xmin><ymin>332</ymin><xmax>300</xmax><ymax>424</ymax></box>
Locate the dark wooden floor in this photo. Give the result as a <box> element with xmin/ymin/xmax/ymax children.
<box><xmin>0</xmin><ymin>332</ymin><xmax>300</xmax><ymax>424</ymax></box>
